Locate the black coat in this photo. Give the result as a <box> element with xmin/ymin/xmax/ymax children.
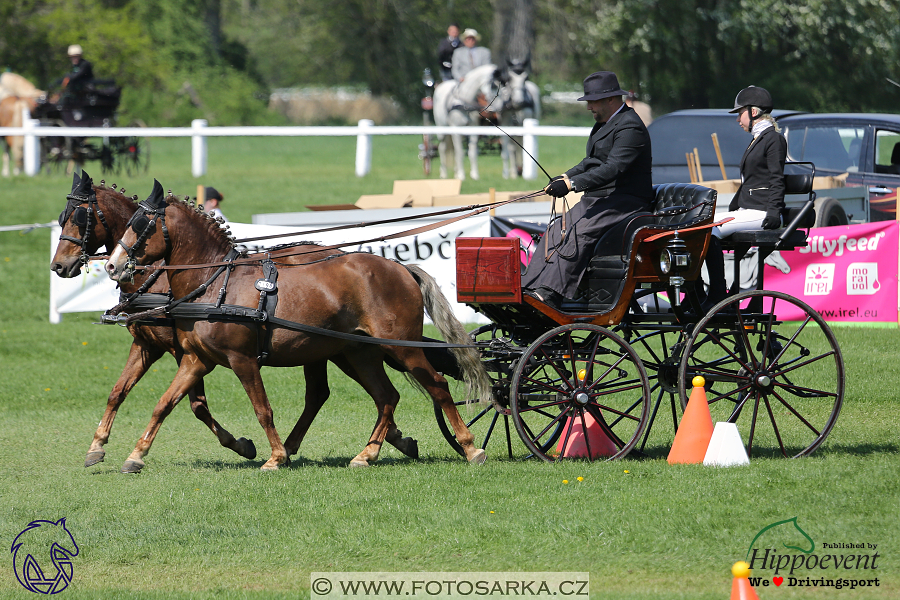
<box><xmin>729</xmin><ymin>126</ymin><xmax>787</xmax><ymax>221</ymax></box>
<box><xmin>522</xmin><ymin>105</ymin><xmax>653</xmax><ymax>295</ymax></box>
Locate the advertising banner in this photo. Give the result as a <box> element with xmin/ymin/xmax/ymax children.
<box><xmin>50</xmin><ymin>217</ymin><xmax>491</xmax><ymax>324</ymax></box>
<box><xmin>762</xmin><ymin>221</ymin><xmax>898</xmax><ymax>323</ymax></box>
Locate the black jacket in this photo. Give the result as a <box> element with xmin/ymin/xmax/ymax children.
<box><xmin>729</xmin><ymin>126</ymin><xmax>787</xmax><ymax>221</ymax></box>
<box><xmin>566</xmin><ymin>105</ymin><xmax>654</xmax><ymax>204</ymax></box>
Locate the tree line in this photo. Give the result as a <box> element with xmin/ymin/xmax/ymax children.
<box><xmin>1</xmin><ymin>0</ymin><xmax>897</xmax><ymax>126</ymax></box>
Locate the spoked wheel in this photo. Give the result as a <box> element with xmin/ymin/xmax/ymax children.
<box><xmin>510</xmin><ymin>324</ymin><xmax>651</xmax><ymax>462</ymax></box>
<box><xmin>123</xmin><ymin>120</ymin><xmax>150</xmax><ymax>176</ymax></box>
<box><xmin>678</xmin><ymin>290</ymin><xmax>844</xmax><ymax>458</ymax></box>
<box><xmin>434</xmin><ymin>324</ymin><xmax>526</xmax><ymax>460</ymax></box>
<box><xmin>623</xmin><ymin>326</ymin><xmax>689</xmax><ymax>452</ymax></box>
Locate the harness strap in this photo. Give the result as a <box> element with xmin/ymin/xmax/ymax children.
<box><xmin>255</xmin><ymin>258</ymin><xmax>279</xmax><ymax>364</ymax></box>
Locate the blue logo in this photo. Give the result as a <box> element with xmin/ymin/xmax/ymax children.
<box><xmin>11</xmin><ymin>518</ymin><xmax>79</xmax><ymax>594</ymax></box>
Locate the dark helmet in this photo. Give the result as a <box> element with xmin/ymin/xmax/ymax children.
<box><xmin>728</xmin><ymin>86</ymin><xmax>773</xmax><ymax>114</ymax></box>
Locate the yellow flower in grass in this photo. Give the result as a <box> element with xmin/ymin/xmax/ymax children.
<box><xmin>82</xmin><ymin>341</ymin><xmax>88</xmax><ymax>346</ymax></box>
<box><xmin>576</xmin><ymin>477</ymin><xmax>584</xmax><ymax>482</ymax></box>
<box><xmin>562</xmin><ymin>479</ymin><xmax>569</xmax><ymax>484</ymax></box>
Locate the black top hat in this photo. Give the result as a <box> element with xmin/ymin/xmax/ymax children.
<box><xmin>577</xmin><ymin>71</ymin><xmax>628</xmax><ymax>101</ymax></box>
<box><xmin>729</xmin><ymin>86</ymin><xmax>773</xmax><ymax>113</ymax></box>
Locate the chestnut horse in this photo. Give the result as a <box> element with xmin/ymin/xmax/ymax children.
<box><xmin>50</xmin><ymin>171</ymin><xmax>258</xmax><ymax>467</ymax></box>
<box><xmin>0</xmin><ymin>73</ymin><xmax>44</xmax><ymax>176</ymax></box>
<box><xmin>105</xmin><ymin>181</ymin><xmax>491</xmax><ymax>471</ymax></box>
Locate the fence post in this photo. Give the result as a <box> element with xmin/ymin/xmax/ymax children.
<box><xmin>355</xmin><ymin>119</ymin><xmax>374</xmax><ymax>177</ymax></box>
<box><xmin>522</xmin><ymin>118</ymin><xmax>539</xmax><ymax>180</ymax></box>
<box><xmin>191</xmin><ymin>119</ymin><xmax>208</xmax><ymax>177</ymax></box>
<box><xmin>23</xmin><ymin>114</ymin><xmax>40</xmax><ymax>176</ymax></box>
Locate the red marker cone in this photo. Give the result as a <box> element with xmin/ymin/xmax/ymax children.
<box><xmin>667</xmin><ymin>375</ymin><xmax>715</xmax><ymax>464</ymax></box>
<box><xmin>556</xmin><ymin>409</ymin><xmax>617</xmax><ymax>458</ymax></box>
<box><xmin>730</xmin><ymin>562</ymin><xmax>759</xmax><ymax>600</ymax></box>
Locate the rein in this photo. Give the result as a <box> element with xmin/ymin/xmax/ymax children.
<box><xmin>129</xmin><ymin>189</ymin><xmax>548</xmax><ymax>272</ymax></box>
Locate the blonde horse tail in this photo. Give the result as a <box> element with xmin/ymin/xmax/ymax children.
<box><xmin>406</xmin><ymin>264</ymin><xmax>494</xmax><ymax>406</ymax></box>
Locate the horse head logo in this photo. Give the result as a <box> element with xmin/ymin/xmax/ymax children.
<box><xmin>11</xmin><ymin>518</ymin><xmax>79</xmax><ymax>594</ymax></box>
<box><xmin>746</xmin><ymin>516</ymin><xmax>815</xmax><ymax>560</ymax></box>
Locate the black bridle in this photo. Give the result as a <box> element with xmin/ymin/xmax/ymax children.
<box><xmin>58</xmin><ymin>188</ymin><xmax>112</xmax><ymax>266</ymax></box>
<box><xmin>117</xmin><ymin>181</ymin><xmax>171</xmax><ymax>282</ymax></box>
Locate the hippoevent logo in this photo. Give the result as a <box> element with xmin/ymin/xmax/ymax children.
<box><xmin>742</xmin><ymin>517</ymin><xmax>880</xmax><ymax>591</ymax></box>
<box><xmin>11</xmin><ymin>518</ymin><xmax>79</xmax><ymax>594</ymax></box>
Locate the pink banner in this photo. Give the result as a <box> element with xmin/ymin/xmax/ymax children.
<box><xmin>763</xmin><ymin>221</ymin><xmax>898</xmax><ymax>323</ymax></box>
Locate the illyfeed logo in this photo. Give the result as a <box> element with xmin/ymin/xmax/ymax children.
<box><xmin>742</xmin><ymin>517</ymin><xmax>880</xmax><ymax>591</ymax></box>
<box><xmin>11</xmin><ymin>518</ymin><xmax>79</xmax><ymax>594</ymax></box>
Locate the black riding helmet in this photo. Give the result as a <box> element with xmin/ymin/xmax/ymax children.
<box><xmin>728</xmin><ymin>85</ymin><xmax>773</xmax><ymax>125</ymax></box>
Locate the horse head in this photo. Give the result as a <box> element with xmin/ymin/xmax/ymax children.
<box><xmin>501</xmin><ymin>58</ymin><xmax>534</xmax><ymax>112</ymax></box>
<box><xmin>51</xmin><ymin>170</ymin><xmax>137</xmax><ymax>277</ymax></box>
<box><xmin>106</xmin><ymin>180</ymin><xmax>233</xmax><ymax>283</ymax></box>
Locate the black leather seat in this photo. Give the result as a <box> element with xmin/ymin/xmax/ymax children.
<box><xmin>572</xmin><ymin>183</ymin><xmax>717</xmax><ymax>310</ymax></box>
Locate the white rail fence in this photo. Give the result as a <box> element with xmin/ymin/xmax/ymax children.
<box><xmin>1</xmin><ymin>116</ymin><xmax>591</xmax><ymax>179</ymax></box>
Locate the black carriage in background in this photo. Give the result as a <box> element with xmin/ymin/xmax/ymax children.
<box><xmin>31</xmin><ymin>79</ymin><xmax>149</xmax><ymax>175</ymax></box>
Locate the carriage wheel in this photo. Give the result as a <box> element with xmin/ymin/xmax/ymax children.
<box><xmin>434</xmin><ymin>324</ymin><xmax>536</xmax><ymax>459</ymax></box>
<box><xmin>123</xmin><ymin>121</ymin><xmax>150</xmax><ymax>176</ymax></box>
<box><xmin>39</xmin><ymin>120</ymin><xmax>69</xmax><ymax>174</ymax></box>
<box><xmin>510</xmin><ymin>324</ymin><xmax>651</xmax><ymax>462</ymax></box>
<box><xmin>621</xmin><ymin>325</ymin><xmax>689</xmax><ymax>452</ymax></box>
<box><xmin>678</xmin><ymin>290</ymin><xmax>844</xmax><ymax>458</ymax></box>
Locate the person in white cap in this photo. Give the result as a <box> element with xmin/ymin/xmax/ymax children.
<box><xmin>61</xmin><ymin>44</ymin><xmax>93</xmax><ymax>100</ymax></box>
<box><xmin>451</xmin><ymin>28</ymin><xmax>491</xmax><ymax>81</ymax></box>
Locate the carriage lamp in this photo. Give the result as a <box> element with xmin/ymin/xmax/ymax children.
<box><xmin>659</xmin><ymin>233</ymin><xmax>691</xmax><ymax>275</ymax></box>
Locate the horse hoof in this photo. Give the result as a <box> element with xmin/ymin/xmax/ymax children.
<box><xmin>121</xmin><ymin>459</ymin><xmax>145</xmax><ymax>473</ymax></box>
<box><xmin>468</xmin><ymin>449</ymin><xmax>486</xmax><ymax>465</ymax></box>
<box><xmin>260</xmin><ymin>460</ymin><xmax>280</xmax><ymax>471</ymax></box>
<box><xmin>84</xmin><ymin>450</ymin><xmax>106</xmax><ymax>467</ymax></box>
<box><xmin>402</xmin><ymin>438</ymin><xmax>419</xmax><ymax>460</ymax></box>
<box><xmin>236</xmin><ymin>437</ymin><xmax>257</xmax><ymax>460</ymax></box>
<box><xmin>349</xmin><ymin>459</ymin><xmax>370</xmax><ymax>468</ymax></box>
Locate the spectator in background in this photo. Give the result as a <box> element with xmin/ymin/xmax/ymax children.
<box><xmin>204</xmin><ymin>186</ymin><xmax>227</xmax><ymax>222</ymax></box>
<box><xmin>437</xmin><ymin>23</ymin><xmax>461</xmax><ymax>82</ymax></box>
<box><xmin>451</xmin><ymin>29</ymin><xmax>491</xmax><ymax>81</ymax></box>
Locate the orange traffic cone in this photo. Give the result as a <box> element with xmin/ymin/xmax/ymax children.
<box><xmin>730</xmin><ymin>561</ymin><xmax>759</xmax><ymax>600</ymax></box>
<box><xmin>556</xmin><ymin>409</ymin><xmax>617</xmax><ymax>458</ymax></box>
<box><xmin>667</xmin><ymin>375</ymin><xmax>715</xmax><ymax>464</ymax></box>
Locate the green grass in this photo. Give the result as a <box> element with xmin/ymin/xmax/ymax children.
<box><xmin>0</xmin><ymin>137</ymin><xmax>898</xmax><ymax>599</ymax></box>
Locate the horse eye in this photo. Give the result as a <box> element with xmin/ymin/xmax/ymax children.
<box><xmin>58</xmin><ymin>211</ymin><xmax>67</xmax><ymax>227</ymax></box>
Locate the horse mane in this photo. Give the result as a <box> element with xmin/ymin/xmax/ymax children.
<box><xmin>164</xmin><ymin>194</ymin><xmax>245</xmax><ymax>256</ymax></box>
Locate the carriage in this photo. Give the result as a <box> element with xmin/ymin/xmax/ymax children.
<box><xmin>31</xmin><ymin>79</ymin><xmax>149</xmax><ymax>175</ymax></box>
<box><xmin>436</xmin><ymin>162</ymin><xmax>844</xmax><ymax>462</ymax></box>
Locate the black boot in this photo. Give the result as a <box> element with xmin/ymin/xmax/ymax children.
<box><xmin>701</xmin><ymin>236</ymin><xmax>728</xmax><ymax>312</ymax></box>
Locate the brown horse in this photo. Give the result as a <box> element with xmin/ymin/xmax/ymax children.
<box><xmin>105</xmin><ymin>180</ymin><xmax>491</xmax><ymax>471</ymax></box>
<box><xmin>50</xmin><ymin>172</ymin><xmax>258</xmax><ymax>467</ymax></box>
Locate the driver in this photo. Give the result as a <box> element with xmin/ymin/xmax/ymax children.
<box><xmin>522</xmin><ymin>71</ymin><xmax>653</xmax><ymax>308</ymax></box>
<box><xmin>61</xmin><ymin>44</ymin><xmax>93</xmax><ymax>103</ymax></box>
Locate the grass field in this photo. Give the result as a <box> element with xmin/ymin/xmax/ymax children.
<box><xmin>0</xmin><ymin>136</ymin><xmax>898</xmax><ymax>599</ymax></box>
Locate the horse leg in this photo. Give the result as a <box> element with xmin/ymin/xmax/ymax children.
<box><xmin>332</xmin><ymin>351</ymin><xmax>406</xmax><ymax>467</ymax></box>
<box><xmin>85</xmin><ymin>340</ymin><xmax>165</xmax><ymax>467</ymax></box>
<box><xmin>121</xmin><ymin>356</ymin><xmax>213</xmax><ymax>473</ymax></box>
<box><xmin>396</xmin><ymin>348</ymin><xmax>485</xmax><ymax>464</ymax></box>
<box><xmin>437</xmin><ymin>135</ymin><xmax>449</xmax><ymax>179</ymax></box>
<box><xmin>452</xmin><ymin>133</ymin><xmax>466</xmax><ymax>180</ymax></box>
<box><xmin>500</xmin><ymin>136</ymin><xmax>511</xmax><ymax>179</ymax></box>
<box><xmin>331</xmin><ymin>355</ymin><xmax>419</xmax><ymax>461</ymax></box>
<box><xmin>467</xmin><ymin>134</ymin><xmax>479</xmax><ymax>180</ymax></box>
<box><xmin>230</xmin><ymin>357</ymin><xmax>288</xmax><ymax>471</ymax></box>
<box><xmin>283</xmin><ymin>361</ymin><xmax>330</xmax><ymax>457</ymax></box>
<box><xmin>1</xmin><ymin>141</ymin><xmax>8</xmax><ymax>177</ymax></box>
<box><xmin>188</xmin><ymin>379</ymin><xmax>257</xmax><ymax>460</ymax></box>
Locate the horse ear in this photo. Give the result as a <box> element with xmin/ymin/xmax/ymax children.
<box><xmin>75</xmin><ymin>170</ymin><xmax>93</xmax><ymax>195</ymax></box>
<box><xmin>70</xmin><ymin>171</ymin><xmax>81</xmax><ymax>193</ymax></box>
<box><xmin>145</xmin><ymin>179</ymin><xmax>166</xmax><ymax>209</ymax></box>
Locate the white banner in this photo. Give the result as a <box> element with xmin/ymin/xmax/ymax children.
<box><xmin>49</xmin><ymin>217</ymin><xmax>492</xmax><ymax>324</ymax></box>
